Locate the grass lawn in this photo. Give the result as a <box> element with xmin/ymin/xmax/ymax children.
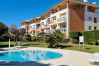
<box><xmin>0</xmin><ymin>41</ymin><xmax>48</xmax><ymax>48</ymax></box>
<box><xmin>0</xmin><ymin>41</ymin><xmax>99</xmax><ymax>53</ymax></box>
<box><xmin>63</xmin><ymin>44</ymin><xmax>99</xmax><ymax>53</ymax></box>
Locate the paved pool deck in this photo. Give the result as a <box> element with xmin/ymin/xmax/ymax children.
<box><xmin>0</xmin><ymin>47</ymin><xmax>98</xmax><ymax>66</ymax></box>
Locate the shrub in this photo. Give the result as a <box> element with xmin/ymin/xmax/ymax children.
<box><xmin>46</xmin><ymin>30</ymin><xmax>64</xmax><ymax>48</ymax></box>
<box><xmin>0</xmin><ymin>36</ymin><xmax>9</xmax><ymax>41</ymax></box>
<box><xmin>63</xmin><ymin>39</ymin><xmax>69</xmax><ymax>43</ymax></box>
<box><xmin>70</xmin><ymin>38</ymin><xmax>79</xmax><ymax>44</ymax></box>
<box><xmin>69</xmin><ymin>32</ymin><xmax>82</xmax><ymax>44</ymax></box>
<box><xmin>23</xmin><ymin>35</ymin><xmax>32</xmax><ymax>41</ymax></box>
<box><xmin>31</xmin><ymin>36</ymin><xmax>37</xmax><ymax>42</ymax></box>
<box><xmin>82</xmin><ymin>30</ymin><xmax>99</xmax><ymax>45</ymax></box>
<box><xmin>69</xmin><ymin>32</ymin><xmax>82</xmax><ymax>38</ymax></box>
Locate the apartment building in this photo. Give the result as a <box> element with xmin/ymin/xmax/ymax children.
<box><xmin>21</xmin><ymin>0</ymin><xmax>99</xmax><ymax>38</ymax></box>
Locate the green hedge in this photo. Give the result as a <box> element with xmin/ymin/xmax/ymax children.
<box><xmin>69</xmin><ymin>32</ymin><xmax>82</xmax><ymax>38</ymax></box>
<box><xmin>69</xmin><ymin>32</ymin><xmax>82</xmax><ymax>44</ymax></box>
<box><xmin>82</xmin><ymin>30</ymin><xmax>99</xmax><ymax>44</ymax></box>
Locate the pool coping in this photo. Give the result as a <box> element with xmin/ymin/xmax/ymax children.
<box><xmin>0</xmin><ymin>47</ymin><xmax>97</xmax><ymax>66</ymax></box>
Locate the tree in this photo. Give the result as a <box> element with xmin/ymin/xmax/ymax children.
<box><xmin>19</xmin><ymin>28</ymin><xmax>26</xmax><ymax>36</ymax></box>
<box><xmin>18</xmin><ymin>28</ymin><xmax>26</xmax><ymax>43</ymax></box>
<box><xmin>37</xmin><ymin>32</ymin><xmax>46</xmax><ymax>42</ymax></box>
<box><xmin>9</xmin><ymin>24</ymin><xmax>19</xmax><ymax>45</ymax></box>
<box><xmin>46</xmin><ymin>30</ymin><xmax>64</xmax><ymax>48</ymax></box>
<box><xmin>0</xmin><ymin>22</ymin><xmax>8</xmax><ymax>36</ymax></box>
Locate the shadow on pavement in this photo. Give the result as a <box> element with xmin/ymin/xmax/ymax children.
<box><xmin>0</xmin><ymin>61</ymin><xmax>50</xmax><ymax>66</ymax></box>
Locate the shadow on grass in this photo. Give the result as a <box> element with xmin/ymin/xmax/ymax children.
<box><xmin>22</xmin><ymin>43</ymin><xmax>45</xmax><ymax>46</ymax></box>
<box><xmin>0</xmin><ymin>61</ymin><xmax>50</xmax><ymax>66</ymax></box>
<box><xmin>58</xmin><ymin>45</ymin><xmax>73</xmax><ymax>49</ymax></box>
<box><xmin>0</xmin><ymin>45</ymin><xmax>14</xmax><ymax>48</ymax></box>
<box><xmin>22</xmin><ymin>43</ymin><xmax>39</xmax><ymax>46</ymax></box>
<box><xmin>85</xmin><ymin>47</ymin><xmax>92</xmax><ymax>50</ymax></box>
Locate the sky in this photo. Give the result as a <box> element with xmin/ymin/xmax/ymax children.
<box><xmin>0</xmin><ymin>0</ymin><xmax>98</xmax><ymax>27</ymax></box>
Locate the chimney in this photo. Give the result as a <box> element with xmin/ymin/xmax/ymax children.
<box><xmin>92</xmin><ymin>2</ymin><xmax>96</xmax><ymax>5</ymax></box>
<box><xmin>83</xmin><ymin>0</ymin><xmax>88</xmax><ymax>2</ymax></box>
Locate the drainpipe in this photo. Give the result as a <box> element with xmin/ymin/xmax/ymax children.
<box><xmin>84</xmin><ymin>0</ymin><xmax>88</xmax><ymax>31</ymax></box>
<box><xmin>56</xmin><ymin>6</ymin><xmax>60</xmax><ymax>30</ymax></box>
<box><xmin>83</xmin><ymin>0</ymin><xmax>88</xmax><ymax>2</ymax></box>
<box><xmin>66</xmin><ymin>1</ymin><xmax>70</xmax><ymax>39</ymax></box>
<box><xmin>35</xmin><ymin>19</ymin><xmax>37</xmax><ymax>36</ymax></box>
<box><xmin>84</xmin><ymin>0</ymin><xmax>88</xmax><ymax>12</ymax></box>
<box><xmin>35</xmin><ymin>24</ymin><xmax>37</xmax><ymax>36</ymax></box>
<box><xmin>57</xmin><ymin>6</ymin><xmax>60</xmax><ymax>12</ymax></box>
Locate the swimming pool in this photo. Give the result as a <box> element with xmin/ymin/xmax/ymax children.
<box><xmin>0</xmin><ymin>50</ymin><xmax>62</xmax><ymax>62</ymax></box>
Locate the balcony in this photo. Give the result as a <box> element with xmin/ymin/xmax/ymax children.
<box><xmin>44</xmin><ymin>21</ymin><xmax>52</xmax><ymax>27</ymax></box>
<box><xmin>45</xmin><ymin>29</ymin><xmax>55</xmax><ymax>33</ymax></box>
<box><xmin>44</xmin><ymin>24</ymin><xmax>47</xmax><ymax>27</ymax></box>
<box><xmin>57</xmin><ymin>17</ymin><xmax>66</xmax><ymax>22</ymax></box>
<box><xmin>37</xmin><ymin>26</ymin><xmax>41</xmax><ymax>29</ymax></box>
<box><xmin>32</xmin><ymin>27</ymin><xmax>36</xmax><ymax>30</ymax></box>
<box><xmin>46</xmin><ymin>21</ymin><xmax>51</xmax><ymax>24</ymax></box>
<box><xmin>57</xmin><ymin>28</ymin><xmax>66</xmax><ymax>32</ymax></box>
<box><xmin>39</xmin><ymin>25</ymin><xmax>44</xmax><ymax>28</ymax></box>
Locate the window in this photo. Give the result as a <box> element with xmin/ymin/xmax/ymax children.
<box><xmin>88</xmin><ymin>17</ymin><xmax>92</xmax><ymax>20</ymax></box>
<box><xmin>94</xmin><ymin>26</ymin><xmax>97</xmax><ymax>30</ymax></box>
<box><xmin>89</xmin><ymin>26</ymin><xmax>91</xmax><ymax>30</ymax></box>
<box><xmin>94</xmin><ymin>17</ymin><xmax>97</xmax><ymax>23</ymax></box>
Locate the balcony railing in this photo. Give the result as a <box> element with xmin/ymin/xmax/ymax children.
<box><xmin>45</xmin><ymin>29</ymin><xmax>55</xmax><ymax>33</ymax></box>
<box><xmin>57</xmin><ymin>17</ymin><xmax>66</xmax><ymax>22</ymax></box>
<box><xmin>44</xmin><ymin>23</ymin><xmax>49</xmax><ymax>27</ymax></box>
<box><xmin>44</xmin><ymin>21</ymin><xmax>52</xmax><ymax>27</ymax></box>
<box><xmin>46</xmin><ymin>21</ymin><xmax>56</xmax><ymax>25</ymax></box>
<box><xmin>47</xmin><ymin>21</ymin><xmax>51</xmax><ymax>24</ymax></box>
<box><xmin>37</xmin><ymin>26</ymin><xmax>41</xmax><ymax>29</ymax></box>
<box><xmin>32</xmin><ymin>27</ymin><xmax>36</xmax><ymax>30</ymax></box>
<box><xmin>57</xmin><ymin>28</ymin><xmax>66</xmax><ymax>32</ymax></box>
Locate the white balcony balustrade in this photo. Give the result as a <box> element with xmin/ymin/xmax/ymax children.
<box><xmin>57</xmin><ymin>17</ymin><xmax>66</xmax><ymax>22</ymax></box>
<box><xmin>32</xmin><ymin>27</ymin><xmax>36</xmax><ymax>30</ymax></box>
<box><xmin>57</xmin><ymin>28</ymin><xmax>66</xmax><ymax>32</ymax></box>
<box><xmin>44</xmin><ymin>29</ymin><xmax>55</xmax><ymax>34</ymax></box>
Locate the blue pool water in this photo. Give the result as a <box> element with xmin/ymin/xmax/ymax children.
<box><xmin>0</xmin><ymin>50</ymin><xmax>62</xmax><ymax>62</ymax></box>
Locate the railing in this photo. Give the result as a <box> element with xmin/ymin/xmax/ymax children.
<box><xmin>46</xmin><ymin>21</ymin><xmax>53</xmax><ymax>24</ymax></box>
<box><xmin>44</xmin><ymin>28</ymin><xmax>66</xmax><ymax>34</ymax></box>
<box><xmin>32</xmin><ymin>27</ymin><xmax>36</xmax><ymax>30</ymax></box>
<box><xmin>87</xmin><ymin>12</ymin><xmax>99</xmax><ymax>15</ymax></box>
<box><xmin>57</xmin><ymin>28</ymin><xmax>66</xmax><ymax>32</ymax></box>
<box><xmin>57</xmin><ymin>17</ymin><xmax>66</xmax><ymax>22</ymax></box>
<box><xmin>45</xmin><ymin>30</ymin><xmax>50</xmax><ymax>33</ymax></box>
<box><xmin>40</xmin><ymin>25</ymin><xmax>44</xmax><ymax>28</ymax></box>
<box><xmin>44</xmin><ymin>21</ymin><xmax>53</xmax><ymax>27</ymax></box>
<box><xmin>45</xmin><ymin>29</ymin><xmax>55</xmax><ymax>33</ymax></box>
<box><xmin>37</xmin><ymin>26</ymin><xmax>41</xmax><ymax>29</ymax></box>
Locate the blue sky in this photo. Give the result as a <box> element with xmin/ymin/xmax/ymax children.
<box><xmin>0</xmin><ymin>0</ymin><xmax>98</xmax><ymax>27</ymax></box>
